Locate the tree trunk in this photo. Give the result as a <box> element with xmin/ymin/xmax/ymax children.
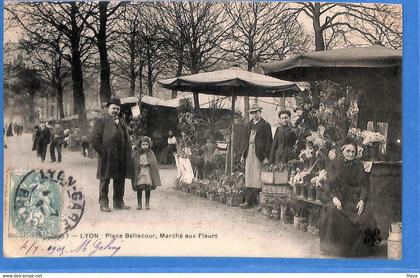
<box><xmin>310</xmin><ymin>3</ymin><xmax>324</xmax><ymax>112</ymax></box>
<box><xmin>70</xmin><ymin>3</ymin><xmax>87</xmax><ymax>133</ymax></box>
<box><xmin>313</xmin><ymin>3</ymin><xmax>325</xmax><ymax>51</ymax></box>
<box><xmin>129</xmin><ymin>48</ymin><xmax>136</xmax><ymax>97</ymax></box>
<box><xmin>56</xmin><ymin>81</ymin><xmax>65</xmax><ymax>119</ymax></box>
<box><xmin>28</xmin><ymin>93</ymin><xmax>36</xmax><ymax>125</ymax></box>
<box><xmin>98</xmin><ymin>2</ymin><xmax>112</xmax><ymax>103</ymax></box>
<box><xmin>171</xmin><ymin>58</ymin><xmax>183</xmax><ymax>99</ymax></box>
<box><xmin>138</xmin><ymin>66</ymin><xmax>143</xmax><ymax>98</ymax></box>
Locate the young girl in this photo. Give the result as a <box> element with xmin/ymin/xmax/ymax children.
<box><xmin>132</xmin><ymin>136</ymin><xmax>161</xmax><ymax>210</ymax></box>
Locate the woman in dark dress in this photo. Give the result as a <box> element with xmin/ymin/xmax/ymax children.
<box><xmin>320</xmin><ymin>138</ymin><xmax>376</xmax><ymax>257</ymax></box>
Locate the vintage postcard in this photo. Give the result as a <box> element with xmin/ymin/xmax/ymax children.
<box><xmin>3</xmin><ymin>1</ymin><xmax>402</xmax><ymax>260</ymax></box>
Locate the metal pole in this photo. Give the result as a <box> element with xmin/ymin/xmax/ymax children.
<box><xmin>230</xmin><ymin>96</ymin><xmax>236</xmax><ymax>174</ymax></box>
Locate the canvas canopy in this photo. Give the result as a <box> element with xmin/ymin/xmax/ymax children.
<box><xmin>158</xmin><ymin>67</ymin><xmax>300</xmax><ymax>97</ymax></box>
<box><xmin>261</xmin><ymin>45</ymin><xmax>402</xmax><ymax>84</ymax></box>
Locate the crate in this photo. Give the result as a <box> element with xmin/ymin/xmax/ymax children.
<box><xmin>274</xmin><ymin>171</ymin><xmax>289</xmax><ymax>185</ymax></box>
<box><xmin>226</xmin><ymin>197</ymin><xmax>241</xmax><ymax>207</ymax></box>
<box><xmin>262</xmin><ymin>184</ymin><xmax>290</xmax><ymax>195</ymax></box>
<box><xmin>261</xmin><ymin>170</ymin><xmax>274</xmax><ymax>184</ymax></box>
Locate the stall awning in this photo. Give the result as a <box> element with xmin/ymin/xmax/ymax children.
<box><xmin>261</xmin><ymin>45</ymin><xmax>402</xmax><ymax>83</ymax></box>
<box><xmin>158</xmin><ymin>67</ymin><xmax>301</xmax><ymax>97</ymax></box>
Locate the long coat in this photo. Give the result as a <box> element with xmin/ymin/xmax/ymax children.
<box><xmin>269</xmin><ymin>125</ymin><xmax>297</xmax><ymax>164</ymax></box>
<box><xmin>131</xmin><ymin>149</ymin><xmax>162</xmax><ymax>190</ymax></box>
<box><xmin>37</xmin><ymin>128</ymin><xmax>51</xmax><ymax>148</ymax></box>
<box><xmin>320</xmin><ymin>158</ymin><xmax>376</xmax><ymax>257</ymax></box>
<box><xmin>242</xmin><ymin>118</ymin><xmax>273</xmax><ymax>163</ymax></box>
<box><xmin>91</xmin><ymin>115</ymin><xmax>132</xmax><ymax>180</ymax></box>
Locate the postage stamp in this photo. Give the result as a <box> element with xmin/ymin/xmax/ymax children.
<box><xmin>5</xmin><ymin>169</ymin><xmax>85</xmax><ymax>239</ymax></box>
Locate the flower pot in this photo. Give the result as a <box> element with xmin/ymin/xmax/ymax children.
<box><xmin>226</xmin><ymin>197</ymin><xmax>241</xmax><ymax>207</ymax></box>
<box><xmin>295</xmin><ymin>184</ymin><xmax>301</xmax><ymax>196</ymax></box>
<box><xmin>293</xmin><ymin>216</ymin><xmax>304</xmax><ymax>228</ymax></box>
<box><xmin>280</xmin><ymin>205</ymin><xmax>287</xmax><ymax>220</ymax></box>
<box><xmin>272</xmin><ymin>209</ymin><xmax>280</xmax><ymax>220</ymax></box>
<box><xmin>300</xmin><ymin>186</ymin><xmax>308</xmax><ymax>199</ymax></box>
<box><xmin>209</xmin><ymin>193</ymin><xmax>216</xmax><ymax>201</ymax></box>
<box><xmin>283</xmin><ymin>214</ymin><xmax>293</xmax><ymax>224</ymax></box>
<box><xmin>300</xmin><ymin>222</ymin><xmax>309</xmax><ymax>232</ymax></box>
<box><xmin>315</xmin><ymin>187</ymin><xmax>323</xmax><ymax>202</ymax></box>
<box><xmin>262</xmin><ymin>206</ymin><xmax>272</xmax><ymax>219</ymax></box>
<box><xmin>307</xmin><ymin>186</ymin><xmax>315</xmax><ymax>201</ymax></box>
<box><xmin>388</xmin><ymin>222</ymin><xmax>402</xmax><ymax>259</ymax></box>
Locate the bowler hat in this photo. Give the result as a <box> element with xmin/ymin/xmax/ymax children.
<box><xmin>248</xmin><ymin>103</ymin><xmax>262</xmax><ymax>113</ymax></box>
<box><xmin>106</xmin><ymin>98</ymin><xmax>121</xmax><ymax>107</ymax></box>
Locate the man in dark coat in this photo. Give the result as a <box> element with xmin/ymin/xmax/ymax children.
<box><xmin>240</xmin><ymin>103</ymin><xmax>273</xmax><ymax>209</ymax></box>
<box><xmin>270</xmin><ymin>110</ymin><xmax>297</xmax><ymax>165</ymax></box>
<box><xmin>50</xmin><ymin>121</ymin><xmax>65</xmax><ymax>162</ymax></box>
<box><xmin>37</xmin><ymin>122</ymin><xmax>51</xmax><ymax>162</ymax></box>
<box><xmin>91</xmin><ymin>98</ymin><xmax>132</xmax><ymax>212</ymax></box>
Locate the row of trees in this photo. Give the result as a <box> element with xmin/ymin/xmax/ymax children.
<box><xmin>5</xmin><ymin>2</ymin><xmax>402</xmax><ymax>131</ymax></box>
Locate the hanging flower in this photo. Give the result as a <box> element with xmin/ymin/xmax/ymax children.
<box><xmin>328</xmin><ymin>149</ymin><xmax>336</xmax><ymax>160</ymax></box>
<box><xmin>361</xmin><ymin>130</ymin><xmax>386</xmax><ymax>146</ymax></box>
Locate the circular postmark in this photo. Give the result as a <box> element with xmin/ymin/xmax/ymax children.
<box><xmin>10</xmin><ymin>169</ymin><xmax>85</xmax><ymax>239</ymax></box>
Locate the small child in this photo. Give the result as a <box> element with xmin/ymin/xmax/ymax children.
<box><xmin>132</xmin><ymin>136</ymin><xmax>161</xmax><ymax>210</ymax></box>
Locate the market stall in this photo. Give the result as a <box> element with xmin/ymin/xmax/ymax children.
<box><xmin>158</xmin><ymin>66</ymin><xmax>301</xmax><ymax>174</ymax></box>
<box><xmin>262</xmin><ymin>45</ymin><xmax>403</xmax><ymax>244</ymax></box>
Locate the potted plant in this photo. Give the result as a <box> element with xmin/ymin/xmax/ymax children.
<box><xmin>307</xmin><ymin>183</ymin><xmax>315</xmax><ymax>201</ymax></box>
<box><xmin>271</xmin><ymin>197</ymin><xmax>282</xmax><ymax>221</ymax></box>
<box><xmin>300</xmin><ymin>183</ymin><xmax>308</xmax><ymax>199</ymax></box>
<box><xmin>261</xmin><ymin>199</ymin><xmax>273</xmax><ymax>219</ymax></box>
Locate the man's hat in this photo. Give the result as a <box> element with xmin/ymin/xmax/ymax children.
<box><xmin>106</xmin><ymin>97</ymin><xmax>121</xmax><ymax>107</ymax></box>
<box><xmin>248</xmin><ymin>103</ymin><xmax>262</xmax><ymax>113</ymax></box>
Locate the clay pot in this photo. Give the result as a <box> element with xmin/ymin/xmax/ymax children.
<box><xmin>307</xmin><ymin>186</ymin><xmax>315</xmax><ymax>201</ymax></box>
<box><xmin>272</xmin><ymin>209</ymin><xmax>280</xmax><ymax>220</ymax></box>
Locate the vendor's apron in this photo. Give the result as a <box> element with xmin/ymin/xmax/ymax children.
<box><xmin>245</xmin><ymin>130</ymin><xmax>262</xmax><ymax>189</ymax></box>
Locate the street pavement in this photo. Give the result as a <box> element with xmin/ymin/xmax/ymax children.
<box><xmin>4</xmin><ymin>134</ymin><xmax>321</xmax><ymax>258</ymax></box>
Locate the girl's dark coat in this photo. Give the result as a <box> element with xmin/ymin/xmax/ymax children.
<box><xmin>131</xmin><ymin>149</ymin><xmax>162</xmax><ymax>189</ymax></box>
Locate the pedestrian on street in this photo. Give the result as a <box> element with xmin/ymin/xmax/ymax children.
<box><xmin>32</xmin><ymin>125</ymin><xmax>40</xmax><ymax>154</ymax></box>
<box><xmin>270</xmin><ymin>110</ymin><xmax>297</xmax><ymax>166</ymax></box>
<box><xmin>37</xmin><ymin>122</ymin><xmax>52</xmax><ymax>162</ymax></box>
<box><xmin>240</xmin><ymin>103</ymin><xmax>273</xmax><ymax>209</ymax></box>
<box><xmin>132</xmin><ymin>136</ymin><xmax>161</xmax><ymax>210</ymax></box>
<box><xmin>6</xmin><ymin>123</ymin><xmax>13</xmax><ymax>137</ymax></box>
<box><xmin>50</xmin><ymin>121</ymin><xmax>65</xmax><ymax>162</ymax></box>
<box><xmin>91</xmin><ymin>98</ymin><xmax>132</xmax><ymax>212</ymax></box>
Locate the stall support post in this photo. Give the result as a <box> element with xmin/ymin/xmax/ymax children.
<box><xmin>230</xmin><ymin>96</ymin><xmax>236</xmax><ymax>174</ymax></box>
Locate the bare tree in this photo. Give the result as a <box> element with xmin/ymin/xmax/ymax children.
<box><xmin>223</xmin><ymin>2</ymin><xmax>309</xmax><ymax>119</ymax></box>
<box><xmin>18</xmin><ymin>29</ymin><xmax>71</xmax><ymax>119</ymax></box>
<box><xmin>294</xmin><ymin>2</ymin><xmax>402</xmax><ymax>51</ymax></box>
<box><xmin>6</xmin><ymin>2</ymin><xmax>96</xmax><ymax>131</ymax></box>
<box><xmin>155</xmin><ymin>2</ymin><xmax>231</xmax><ymax>108</ymax></box>
<box><xmin>81</xmin><ymin>1</ymin><xmax>125</xmax><ymax>103</ymax></box>
<box><xmin>111</xmin><ymin>5</ymin><xmax>145</xmax><ymax>97</ymax></box>
<box><xmin>4</xmin><ymin>52</ymin><xmax>46</xmax><ymax>125</ymax></box>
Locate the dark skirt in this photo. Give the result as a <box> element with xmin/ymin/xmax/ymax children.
<box><xmin>320</xmin><ymin>202</ymin><xmax>377</xmax><ymax>257</ymax></box>
<box><xmin>132</xmin><ymin>184</ymin><xmax>157</xmax><ymax>191</ymax></box>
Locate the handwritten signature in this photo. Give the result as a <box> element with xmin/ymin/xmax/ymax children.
<box><xmin>47</xmin><ymin>238</ymin><xmax>123</xmax><ymax>256</ymax></box>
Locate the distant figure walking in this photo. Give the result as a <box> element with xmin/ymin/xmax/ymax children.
<box><xmin>37</xmin><ymin>122</ymin><xmax>51</xmax><ymax>162</ymax></box>
<box><xmin>50</xmin><ymin>121</ymin><xmax>65</xmax><ymax>163</ymax></box>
